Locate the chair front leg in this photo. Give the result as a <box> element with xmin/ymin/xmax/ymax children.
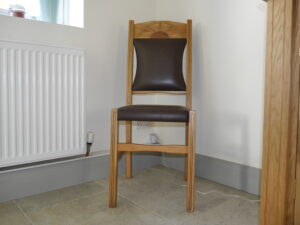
<box><xmin>109</xmin><ymin>109</ymin><xmax>119</xmax><ymax>208</ymax></box>
<box><xmin>187</xmin><ymin>110</ymin><xmax>196</xmax><ymax>212</ymax></box>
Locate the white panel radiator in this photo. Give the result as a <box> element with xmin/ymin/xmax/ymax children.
<box><xmin>0</xmin><ymin>41</ymin><xmax>85</xmax><ymax>167</ymax></box>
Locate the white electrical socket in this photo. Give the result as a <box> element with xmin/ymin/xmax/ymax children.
<box><xmin>136</xmin><ymin>121</ymin><xmax>150</xmax><ymax>129</ymax></box>
<box><xmin>149</xmin><ymin>133</ymin><xmax>161</xmax><ymax>145</ymax></box>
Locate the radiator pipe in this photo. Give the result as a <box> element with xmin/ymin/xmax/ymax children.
<box><xmin>86</xmin><ymin>143</ymin><xmax>92</xmax><ymax>156</ymax></box>
<box><xmin>86</xmin><ymin>132</ymin><xmax>95</xmax><ymax>156</ymax></box>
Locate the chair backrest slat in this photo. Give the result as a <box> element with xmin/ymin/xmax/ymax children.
<box><xmin>126</xmin><ymin>20</ymin><xmax>192</xmax><ymax>109</ymax></box>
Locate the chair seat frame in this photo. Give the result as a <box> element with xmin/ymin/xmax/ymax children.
<box><xmin>108</xmin><ymin>20</ymin><xmax>196</xmax><ymax>212</ymax></box>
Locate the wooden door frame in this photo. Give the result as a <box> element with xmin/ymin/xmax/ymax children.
<box><xmin>293</xmin><ymin>1</ymin><xmax>300</xmax><ymax>224</ymax></box>
<box><xmin>260</xmin><ymin>0</ymin><xmax>300</xmax><ymax>225</ymax></box>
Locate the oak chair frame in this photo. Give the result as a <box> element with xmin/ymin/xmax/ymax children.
<box><xmin>108</xmin><ymin>20</ymin><xmax>196</xmax><ymax>212</ymax></box>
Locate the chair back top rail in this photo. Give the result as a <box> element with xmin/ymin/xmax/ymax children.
<box><xmin>134</xmin><ymin>21</ymin><xmax>187</xmax><ymax>39</ymax></box>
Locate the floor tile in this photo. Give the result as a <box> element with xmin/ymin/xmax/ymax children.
<box><xmin>221</xmin><ymin>200</ymin><xmax>259</xmax><ymax>225</ymax></box>
<box><xmin>167</xmin><ymin>192</ymin><xmax>258</xmax><ymax>225</ymax></box>
<box><xmin>96</xmin><ymin>166</ymin><xmax>259</xmax><ymax>225</ymax></box>
<box><xmin>4</xmin><ymin>165</ymin><xmax>259</xmax><ymax>225</ymax></box>
<box><xmin>16</xmin><ymin>181</ymin><xmax>105</xmax><ymax>214</ymax></box>
<box><xmin>97</xmin><ymin>166</ymin><xmax>258</xmax><ymax>202</ymax></box>
<box><xmin>0</xmin><ymin>201</ymin><xmax>31</xmax><ymax>225</ymax></box>
<box><xmin>194</xmin><ymin>178</ymin><xmax>259</xmax><ymax>201</ymax></box>
<box><xmin>27</xmin><ymin>192</ymin><xmax>169</xmax><ymax>225</ymax></box>
<box><xmin>151</xmin><ymin>166</ymin><xmax>259</xmax><ymax>200</ymax></box>
<box><xmin>95</xmin><ymin>165</ymin><xmax>186</xmax><ymax>190</ymax></box>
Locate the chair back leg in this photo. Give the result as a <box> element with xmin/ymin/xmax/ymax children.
<box><xmin>186</xmin><ymin>110</ymin><xmax>196</xmax><ymax>212</ymax></box>
<box><xmin>184</xmin><ymin>124</ymin><xmax>189</xmax><ymax>181</ymax></box>
<box><xmin>125</xmin><ymin>121</ymin><xmax>133</xmax><ymax>178</ymax></box>
<box><xmin>126</xmin><ymin>152</ymin><xmax>132</xmax><ymax>178</ymax></box>
<box><xmin>109</xmin><ymin>109</ymin><xmax>119</xmax><ymax>207</ymax></box>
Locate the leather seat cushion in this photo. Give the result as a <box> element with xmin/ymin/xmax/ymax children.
<box><xmin>117</xmin><ymin>105</ymin><xmax>189</xmax><ymax>122</ymax></box>
<box><xmin>132</xmin><ymin>39</ymin><xmax>187</xmax><ymax>91</ymax></box>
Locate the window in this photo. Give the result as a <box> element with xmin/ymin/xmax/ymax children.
<box><xmin>0</xmin><ymin>0</ymin><xmax>84</xmax><ymax>28</ymax></box>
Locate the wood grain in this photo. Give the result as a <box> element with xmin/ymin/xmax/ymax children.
<box><xmin>134</xmin><ymin>21</ymin><xmax>187</xmax><ymax>39</ymax></box>
<box><xmin>109</xmin><ymin>109</ymin><xmax>119</xmax><ymax>208</ymax></box>
<box><xmin>126</xmin><ymin>20</ymin><xmax>134</xmax><ymax>106</ymax></box>
<box><xmin>184</xmin><ymin>20</ymin><xmax>193</xmax><ymax>180</ymax></box>
<box><xmin>296</xmin><ymin>109</ymin><xmax>300</xmax><ymax>225</ymax></box>
<box><xmin>259</xmin><ymin>0</ymin><xmax>273</xmax><ymax>223</ymax></box>
<box><xmin>186</xmin><ymin>20</ymin><xmax>192</xmax><ymax>109</ymax></box>
<box><xmin>260</xmin><ymin>0</ymin><xmax>300</xmax><ymax>225</ymax></box>
<box><xmin>118</xmin><ymin>143</ymin><xmax>188</xmax><ymax>154</ymax></box>
<box><xmin>125</xmin><ymin>20</ymin><xmax>134</xmax><ymax>179</ymax></box>
<box><xmin>294</xmin><ymin>0</ymin><xmax>300</xmax><ymax>223</ymax></box>
<box><xmin>296</xmin><ymin>122</ymin><xmax>300</xmax><ymax>225</ymax></box>
<box><xmin>132</xmin><ymin>90</ymin><xmax>186</xmax><ymax>95</ymax></box>
<box><xmin>186</xmin><ymin>111</ymin><xmax>196</xmax><ymax>212</ymax></box>
<box><xmin>185</xmin><ymin>123</ymin><xmax>189</xmax><ymax>181</ymax></box>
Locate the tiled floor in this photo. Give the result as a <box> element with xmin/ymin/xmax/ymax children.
<box><xmin>0</xmin><ymin>166</ymin><xmax>259</xmax><ymax>225</ymax></box>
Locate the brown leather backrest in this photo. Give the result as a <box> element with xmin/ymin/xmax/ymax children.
<box><xmin>132</xmin><ymin>39</ymin><xmax>186</xmax><ymax>91</ymax></box>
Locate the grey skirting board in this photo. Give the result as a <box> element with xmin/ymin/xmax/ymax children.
<box><xmin>0</xmin><ymin>152</ymin><xmax>161</xmax><ymax>203</ymax></box>
<box><xmin>162</xmin><ymin>153</ymin><xmax>261</xmax><ymax>196</ymax></box>
<box><xmin>0</xmin><ymin>151</ymin><xmax>260</xmax><ymax>203</ymax></box>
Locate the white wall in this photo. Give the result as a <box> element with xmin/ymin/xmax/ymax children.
<box><xmin>0</xmin><ymin>0</ymin><xmax>157</xmax><ymax>153</ymax></box>
<box><xmin>0</xmin><ymin>0</ymin><xmax>267</xmax><ymax>169</ymax></box>
<box><xmin>155</xmin><ymin>0</ymin><xmax>267</xmax><ymax>168</ymax></box>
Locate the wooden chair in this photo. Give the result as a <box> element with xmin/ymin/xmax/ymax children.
<box><xmin>108</xmin><ymin>20</ymin><xmax>196</xmax><ymax>212</ymax></box>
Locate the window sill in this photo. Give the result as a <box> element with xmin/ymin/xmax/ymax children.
<box><xmin>0</xmin><ymin>12</ymin><xmax>83</xmax><ymax>29</ymax></box>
